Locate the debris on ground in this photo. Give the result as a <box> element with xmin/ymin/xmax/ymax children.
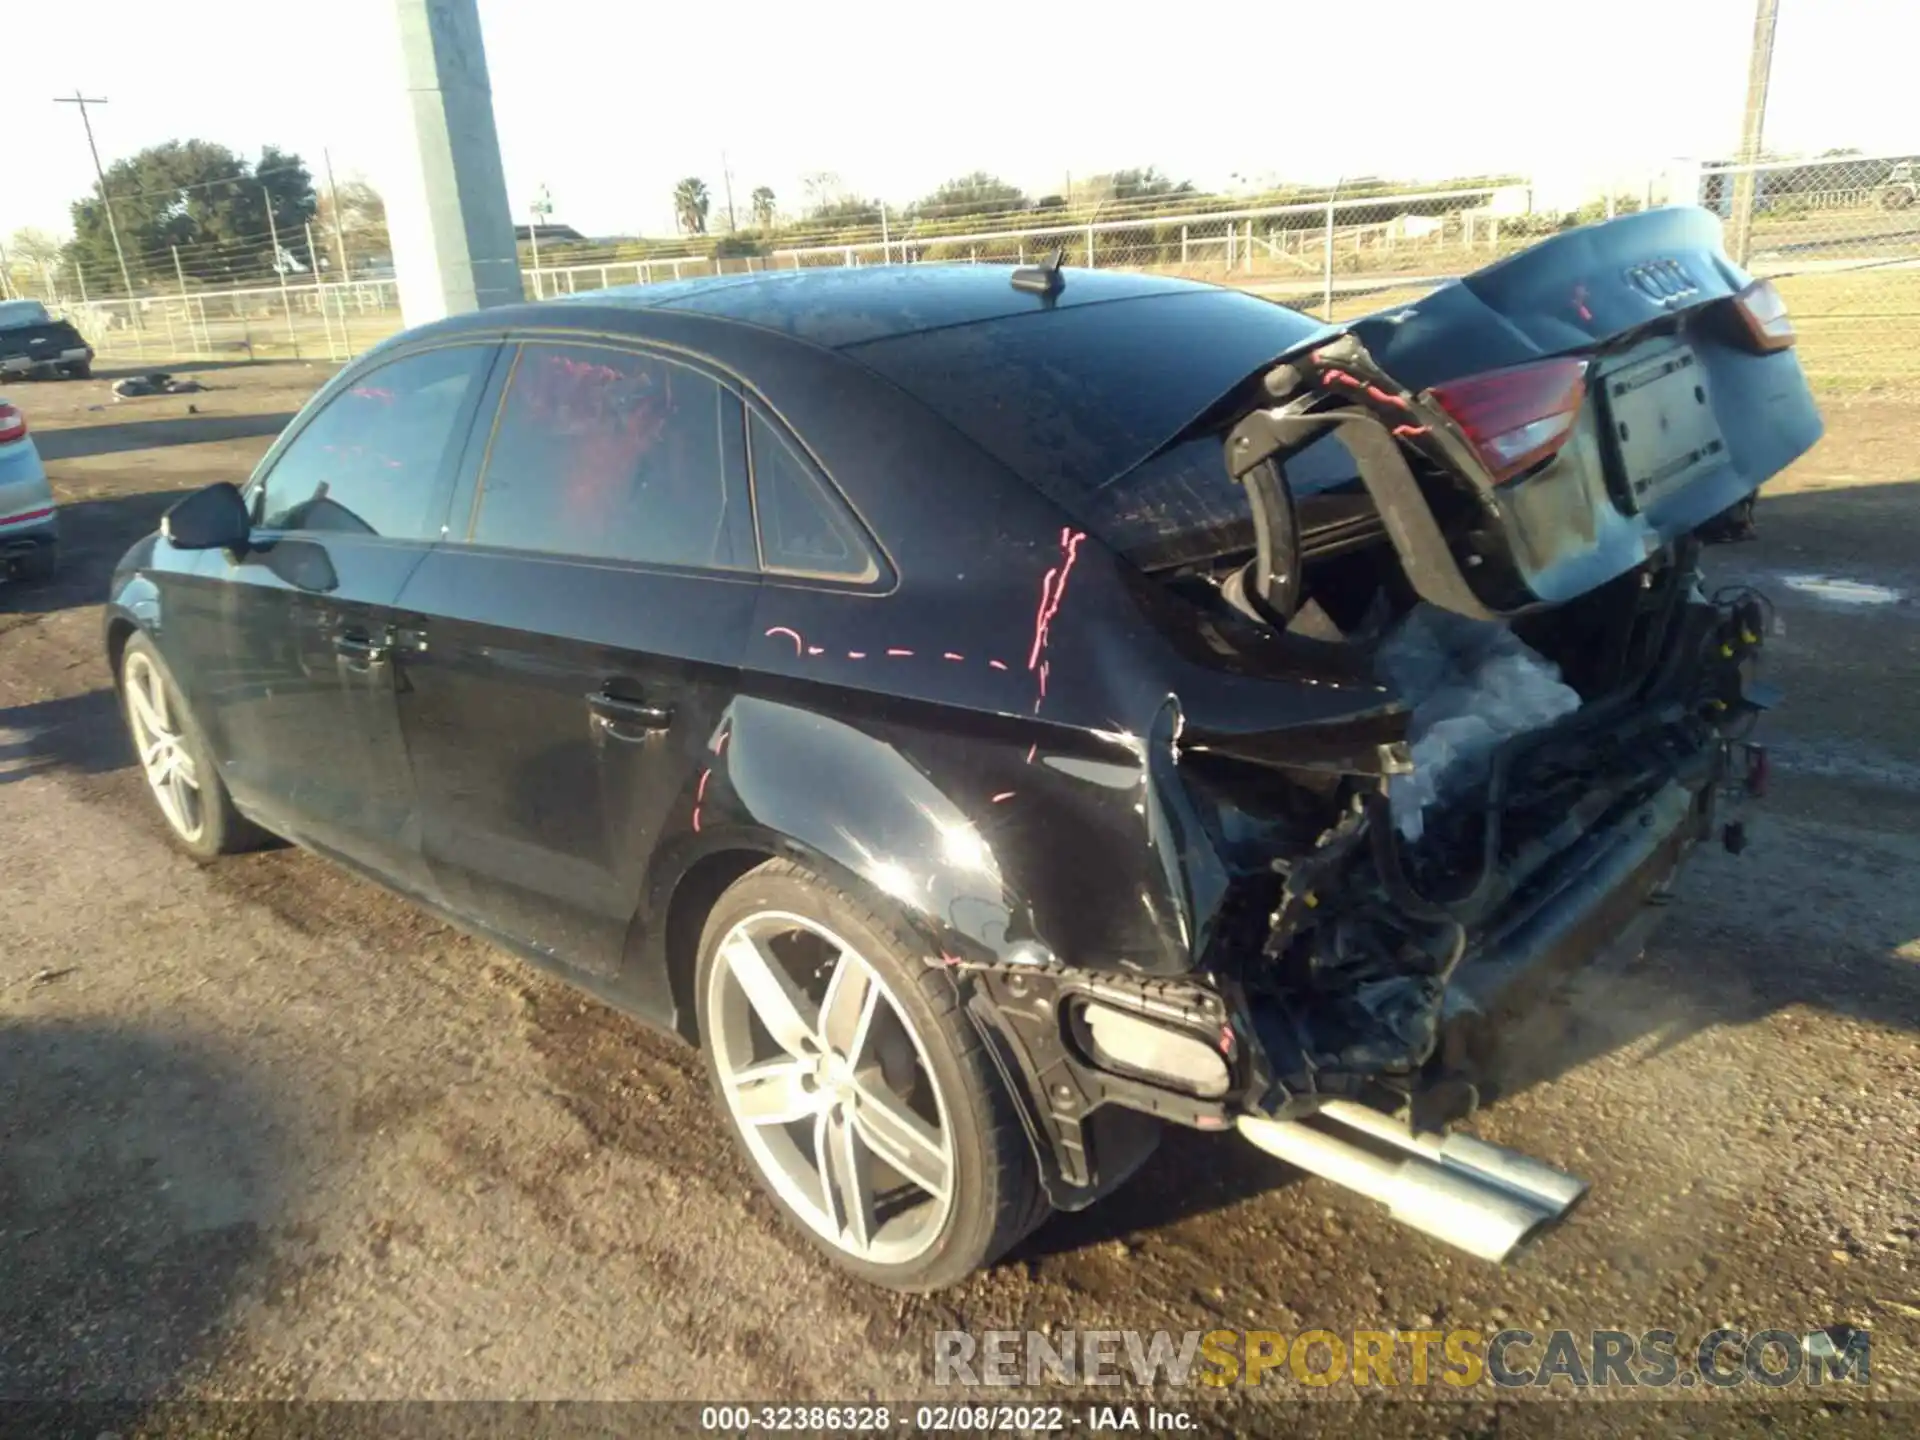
<box><xmin>112</xmin><ymin>373</ymin><xmax>206</xmax><ymax>399</ymax></box>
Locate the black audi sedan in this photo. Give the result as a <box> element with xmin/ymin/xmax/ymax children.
<box><xmin>107</xmin><ymin>218</ymin><xmax>1818</xmax><ymax>1289</ymax></box>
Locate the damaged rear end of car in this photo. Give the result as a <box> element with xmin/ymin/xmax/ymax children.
<box><xmin>1052</xmin><ymin>208</ymin><xmax>1819</xmax><ymax>1257</ymax></box>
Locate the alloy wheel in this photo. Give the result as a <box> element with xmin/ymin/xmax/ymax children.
<box><xmin>123</xmin><ymin>650</ymin><xmax>205</xmax><ymax>844</ymax></box>
<box><xmin>707</xmin><ymin>910</ymin><xmax>955</xmax><ymax>1266</ymax></box>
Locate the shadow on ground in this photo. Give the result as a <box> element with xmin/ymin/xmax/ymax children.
<box><xmin>0</xmin><ymin>490</ymin><xmax>194</xmax><ymax>623</ymax></box>
<box><xmin>0</xmin><ymin>1023</ymin><xmax>280</xmax><ymax>1398</ymax></box>
<box><xmin>0</xmin><ymin>691</ymin><xmax>127</xmax><ymax>785</ymax></box>
<box><xmin>32</xmin><ymin>413</ymin><xmax>297</xmax><ymax>464</ymax></box>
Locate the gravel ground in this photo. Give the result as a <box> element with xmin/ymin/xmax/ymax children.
<box><xmin>0</xmin><ymin>364</ymin><xmax>1914</xmax><ymax>1425</ymax></box>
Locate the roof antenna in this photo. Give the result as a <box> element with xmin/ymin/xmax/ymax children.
<box><xmin>1011</xmin><ymin>247</ymin><xmax>1066</xmax><ymax>297</ymax></box>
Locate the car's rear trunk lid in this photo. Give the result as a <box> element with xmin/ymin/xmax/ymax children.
<box><xmin>1214</xmin><ymin>205</ymin><xmax>1821</xmax><ymax>621</ymax></box>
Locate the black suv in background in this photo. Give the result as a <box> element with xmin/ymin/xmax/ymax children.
<box><xmin>0</xmin><ymin>300</ymin><xmax>95</xmax><ymax>381</ymax></box>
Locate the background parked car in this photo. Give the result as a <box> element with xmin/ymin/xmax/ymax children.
<box><xmin>0</xmin><ymin>299</ymin><xmax>95</xmax><ymax>381</ymax></box>
<box><xmin>0</xmin><ymin>395</ymin><xmax>58</xmax><ymax>581</ymax></box>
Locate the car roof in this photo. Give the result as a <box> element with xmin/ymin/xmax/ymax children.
<box><xmin>553</xmin><ymin>263</ymin><xmax>1214</xmax><ymax>350</ymax></box>
<box><xmin>393</xmin><ymin>264</ymin><xmax>1328</xmax><ymax>512</ymax></box>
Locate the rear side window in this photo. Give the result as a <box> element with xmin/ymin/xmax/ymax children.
<box><xmin>466</xmin><ymin>343</ymin><xmax>743</xmax><ymax>570</ymax></box>
<box><xmin>259</xmin><ymin>345</ymin><xmax>490</xmax><ymax>539</ymax></box>
<box><xmin>747</xmin><ymin>412</ymin><xmax>877</xmax><ymax>580</ymax></box>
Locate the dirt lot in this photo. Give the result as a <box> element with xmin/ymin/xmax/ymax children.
<box><xmin>1</xmin><ymin>362</ymin><xmax>1916</xmax><ymax>1422</ymax></box>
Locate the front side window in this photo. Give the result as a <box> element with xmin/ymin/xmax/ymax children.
<box><xmin>466</xmin><ymin>343</ymin><xmax>741</xmax><ymax>570</ymax></box>
<box><xmin>259</xmin><ymin>345</ymin><xmax>489</xmax><ymax>539</ymax></box>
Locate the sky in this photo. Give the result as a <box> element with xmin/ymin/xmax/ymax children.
<box><xmin>10</xmin><ymin>0</ymin><xmax>1918</xmax><ymax>244</ymax></box>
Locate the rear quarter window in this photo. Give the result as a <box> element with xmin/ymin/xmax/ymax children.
<box><xmin>746</xmin><ymin>411</ymin><xmax>878</xmax><ymax>581</ymax></box>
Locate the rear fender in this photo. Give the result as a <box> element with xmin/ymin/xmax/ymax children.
<box><xmin>631</xmin><ymin>692</ymin><xmax>1223</xmax><ymax>1011</ymax></box>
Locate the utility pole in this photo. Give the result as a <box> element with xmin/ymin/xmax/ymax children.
<box><xmin>323</xmin><ymin>148</ymin><xmax>352</xmax><ymax>284</ymax></box>
<box><xmin>54</xmin><ymin>91</ymin><xmax>140</xmax><ymax>310</ymax></box>
<box><xmin>721</xmin><ymin>151</ymin><xmax>737</xmax><ymax>233</ymax></box>
<box><xmin>388</xmin><ymin>0</ymin><xmax>524</xmax><ymax>322</ymax></box>
<box><xmin>1727</xmin><ymin>0</ymin><xmax>1779</xmax><ymax>266</ymax></box>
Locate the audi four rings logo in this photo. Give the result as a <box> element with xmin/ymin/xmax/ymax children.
<box><xmin>1627</xmin><ymin>259</ymin><xmax>1700</xmax><ymax>305</ymax></box>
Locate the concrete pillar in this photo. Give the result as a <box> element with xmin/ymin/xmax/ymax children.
<box><xmin>388</xmin><ymin>0</ymin><xmax>524</xmax><ymax>325</ymax></box>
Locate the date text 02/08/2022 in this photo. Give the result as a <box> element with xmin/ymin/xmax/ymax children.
<box><xmin>697</xmin><ymin>1403</ymin><xmax>1198</xmax><ymax>1431</ymax></box>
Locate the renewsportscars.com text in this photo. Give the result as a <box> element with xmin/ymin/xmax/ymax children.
<box><xmin>933</xmin><ymin>1327</ymin><xmax>1871</xmax><ymax>1390</ymax></box>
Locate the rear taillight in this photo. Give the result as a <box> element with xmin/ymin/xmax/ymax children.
<box><xmin>1731</xmin><ymin>278</ymin><xmax>1795</xmax><ymax>353</ymax></box>
<box><xmin>0</xmin><ymin>403</ymin><xmax>26</xmax><ymax>446</ymax></box>
<box><xmin>1428</xmin><ymin>357</ymin><xmax>1589</xmax><ymax>485</ymax></box>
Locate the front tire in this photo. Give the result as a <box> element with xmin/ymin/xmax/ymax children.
<box><xmin>696</xmin><ymin>859</ymin><xmax>1047</xmax><ymax>1291</ymax></box>
<box><xmin>64</xmin><ymin>361</ymin><xmax>92</xmax><ymax>380</ymax></box>
<box><xmin>117</xmin><ymin>632</ymin><xmax>263</xmax><ymax>861</ymax></box>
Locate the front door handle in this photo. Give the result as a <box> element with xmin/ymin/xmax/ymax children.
<box><xmin>335</xmin><ymin>631</ymin><xmax>392</xmax><ymax>668</ymax></box>
<box><xmin>586</xmin><ymin>691</ymin><xmax>674</xmax><ymax>739</ymax></box>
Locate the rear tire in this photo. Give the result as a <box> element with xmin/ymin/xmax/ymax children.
<box><xmin>64</xmin><ymin>361</ymin><xmax>92</xmax><ymax>380</ymax></box>
<box><xmin>695</xmin><ymin>858</ymin><xmax>1048</xmax><ymax>1291</ymax></box>
<box><xmin>117</xmin><ymin>632</ymin><xmax>265</xmax><ymax>861</ymax></box>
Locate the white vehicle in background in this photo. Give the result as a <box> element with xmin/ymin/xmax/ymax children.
<box><xmin>0</xmin><ymin>396</ymin><xmax>58</xmax><ymax>582</ymax></box>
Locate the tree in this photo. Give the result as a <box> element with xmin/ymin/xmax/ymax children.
<box><xmin>750</xmin><ymin>186</ymin><xmax>777</xmax><ymax>229</ymax></box>
<box><xmin>915</xmin><ymin>172</ymin><xmax>1028</xmax><ymax>223</ymax></box>
<box><xmin>673</xmin><ymin>177</ymin><xmax>711</xmax><ymax>236</ymax></box>
<box><xmin>316</xmin><ymin>176</ymin><xmax>390</xmax><ymax>264</ymax></box>
<box><xmin>804</xmin><ymin>196</ymin><xmax>883</xmax><ymax>229</ymax></box>
<box><xmin>1103</xmin><ymin>168</ymin><xmax>1193</xmax><ymax>204</ymax></box>
<box><xmin>65</xmin><ymin>140</ymin><xmax>318</xmax><ymax>291</ymax></box>
<box><xmin>4</xmin><ymin>228</ymin><xmax>66</xmax><ymax>299</ymax></box>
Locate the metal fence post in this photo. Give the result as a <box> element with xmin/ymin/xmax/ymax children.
<box><xmin>1181</xmin><ymin>225</ymin><xmax>1189</xmax><ymax>265</ymax></box>
<box><xmin>307</xmin><ymin>223</ymin><xmax>339</xmax><ymax>362</ymax></box>
<box><xmin>170</xmin><ymin>247</ymin><xmax>206</xmax><ymax>358</ymax></box>
<box><xmin>1085</xmin><ymin>222</ymin><xmax>1095</xmax><ymax>268</ymax></box>
<box><xmin>266</xmin><ymin>189</ymin><xmax>300</xmax><ymax>358</ymax></box>
<box><xmin>1322</xmin><ymin>199</ymin><xmax>1337</xmax><ymax>320</ymax></box>
<box><xmin>1244</xmin><ymin>220</ymin><xmax>1254</xmax><ymax>274</ymax></box>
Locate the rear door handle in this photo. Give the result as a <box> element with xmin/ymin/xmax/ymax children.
<box><xmin>586</xmin><ymin>691</ymin><xmax>674</xmax><ymax>739</ymax></box>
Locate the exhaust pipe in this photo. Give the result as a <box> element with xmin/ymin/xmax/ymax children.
<box><xmin>1235</xmin><ymin>1104</ymin><xmax>1588</xmax><ymax>1263</ymax></box>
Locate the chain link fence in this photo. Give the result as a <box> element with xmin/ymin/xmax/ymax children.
<box><xmin>1703</xmin><ymin>152</ymin><xmax>1920</xmax><ymax>393</ymax></box>
<box><xmin>11</xmin><ymin>156</ymin><xmax>1916</xmax><ymax>394</ymax></box>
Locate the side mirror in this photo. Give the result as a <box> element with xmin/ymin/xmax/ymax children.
<box><xmin>162</xmin><ymin>482</ymin><xmax>252</xmax><ymax>552</ymax></box>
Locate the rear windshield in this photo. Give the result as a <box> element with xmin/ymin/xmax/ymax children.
<box><xmin>0</xmin><ymin>300</ymin><xmax>54</xmax><ymax>331</ymax></box>
<box><xmin>844</xmin><ymin>288</ymin><xmax>1328</xmax><ymax>526</ymax></box>
<box><xmin>1083</xmin><ymin>429</ymin><xmax>1363</xmax><ymax>572</ymax></box>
